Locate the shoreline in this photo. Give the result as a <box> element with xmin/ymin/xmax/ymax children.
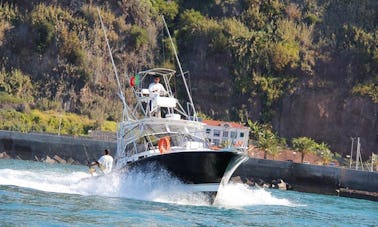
<box><xmin>1</xmin><ymin>130</ymin><xmax>377</xmax><ymax>202</ymax></box>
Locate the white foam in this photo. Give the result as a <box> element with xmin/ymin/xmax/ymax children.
<box><xmin>0</xmin><ymin>168</ymin><xmax>90</xmax><ymax>194</ymax></box>
<box><xmin>214</xmin><ymin>183</ymin><xmax>296</xmax><ymax>207</ymax></box>
<box><xmin>0</xmin><ymin>167</ymin><xmax>297</xmax><ymax>207</ymax></box>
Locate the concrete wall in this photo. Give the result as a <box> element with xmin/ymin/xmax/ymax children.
<box><xmin>0</xmin><ymin>130</ymin><xmax>116</xmax><ymax>164</ymax></box>
<box><xmin>235</xmin><ymin>158</ymin><xmax>378</xmax><ymax>195</ymax></box>
<box><xmin>1</xmin><ymin>130</ymin><xmax>377</xmax><ymax>200</ymax></box>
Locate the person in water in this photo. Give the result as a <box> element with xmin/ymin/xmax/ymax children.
<box><xmin>89</xmin><ymin>149</ymin><xmax>113</xmax><ymax>175</ymax></box>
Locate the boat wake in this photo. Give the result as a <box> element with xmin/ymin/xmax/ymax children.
<box><xmin>214</xmin><ymin>183</ymin><xmax>295</xmax><ymax>207</ymax></box>
<box><xmin>0</xmin><ymin>167</ymin><xmax>296</xmax><ymax>207</ymax></box>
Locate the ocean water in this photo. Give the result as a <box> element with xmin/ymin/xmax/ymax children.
<box><xmin>0</xmin><ymin>159</ymin><xmax>376</xmax><ymax>226</ymax></box>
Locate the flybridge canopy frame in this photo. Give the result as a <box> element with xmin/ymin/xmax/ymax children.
<box><xmin>129</xmin><ymin>68</ymin><xmax>196</xmax><ymax>121</ymax></box>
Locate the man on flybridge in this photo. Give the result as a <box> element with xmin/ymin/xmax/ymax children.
<box><xmin>148</xmin><ymin>75</ymin><xmax>167</xmax><ymax>117</ymax></box>
<box><xmin>148</xmin><ymin>74</ymin><xmax>167</xmax><ymax>95</ymax></box>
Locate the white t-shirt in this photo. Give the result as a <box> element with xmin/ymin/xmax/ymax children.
<box><xmin>148</xmin><ymin>82</ymin><xmax>167</xmax><ymax>95</ymax></box>
<box><xmin>97</xmin><ymin>155</ymin><xmax>113</xmax><ymax>174</ymax></box>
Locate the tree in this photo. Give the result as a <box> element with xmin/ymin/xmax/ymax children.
<box><xmin>248</xmin><ymin>120</ymin><xmax>283</xmax><ymax>159</ymax></box>
<box><xmin>0</xmin><ymin>69</ymin><xmax>34</xmax><ymax>102</ymax></box>
<box><xmin>369</xmin><ymin>153</ymin><xmax>378</xmax><ymax>171</ymax></box>
<box><xmin>257</xmin><ymin>130</ymin><xmax>276</xmax><ymax>159</ymax></box>
<box><xmin>292</xmin><ymin>137</ymin><xmax>317</xmax><ymax>163</ymax></box>
<box><xmin>247</xmin><ymin>119</ymin><xmax>262</xmax><ymax>141</ymax></box>
<box><xmin>267</xmin><ymin>141</ymin><xmax>281</xmax><ymax>160</ymax></box>
<box><xmin>316</xmin><ymin>142</ymin><xmax>333</xmax><ymax>165</ymax></box>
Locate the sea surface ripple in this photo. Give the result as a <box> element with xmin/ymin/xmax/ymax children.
<box><xmin>0</xmin><ymin>159</ymin><xmax>376</xmax><ymax>226</ymax></box>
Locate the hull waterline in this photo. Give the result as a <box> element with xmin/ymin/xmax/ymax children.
<box><xmin>125</xmin><ymin>151</ymin><xmax>247</xmax><ymax>186</ymax></box>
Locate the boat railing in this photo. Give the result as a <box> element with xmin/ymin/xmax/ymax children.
<box><xmin>123</xmin><ymin>131</ymin><xmax>211</xmax><ymax>156</ymax></box>
<box><xmin>186</xmin><ymin>102</ymin><xmax>198</xmax><ymax>121</ymax></box>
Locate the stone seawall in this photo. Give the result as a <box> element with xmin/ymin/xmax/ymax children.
<box><xmin>0</xmin><ymin>130</ymin><xmax>116</xmax><ymax>165</ymax></box>
<box><xmin>0</xmin><ymin>130</ymin><xmax>376</xmax><ymax>201</ymax></box>
<box><xmin>235</xmin><ymin>158</ymin><xmax>378</xmax><ymax>201</ymax></box>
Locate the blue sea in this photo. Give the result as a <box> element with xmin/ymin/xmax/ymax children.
<box><xmin>0</xmin><ymin>159</ymin><xmax>376</xmax><ymax>226</ymax></box>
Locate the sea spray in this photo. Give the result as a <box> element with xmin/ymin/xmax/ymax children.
<box><xmin>214</xmin><ymin>182</ymin><xmax>295</xmax><ymax>207</ymax></box>
<box><xmin>0</xmin><ymin>166</ymin><xmax>211</xmax><ymax>205</ymax></box>
<box><xmin>0</xmin><ymin>163</ymin><xmax>296</xmax><ymax>207</ymax></box>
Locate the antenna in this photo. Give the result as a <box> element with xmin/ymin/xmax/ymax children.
<box><xmin>97</xmin><ymin>7</ymin><xmax>131</xmax><ymax>121</ymax></box>
<box><xmin>161</xmin><ymin>15</ymin><xmax>197</xmax><ymax>120</ymax></box>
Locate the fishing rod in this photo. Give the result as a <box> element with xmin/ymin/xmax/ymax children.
<box><xmin>161</xmin><ymin>15</ymin><xmax>198</xmax><ymax>120</ymax></box>
<box><xmin>97</xmin><ymin>7</ymin><xmax>133</xmax><ymax>121</ymax></box>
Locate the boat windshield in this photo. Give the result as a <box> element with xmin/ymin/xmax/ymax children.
<box><xmin>123</xmin><ymin>132</ymin><xmax>209</xmax><ymax>157</ymax></box>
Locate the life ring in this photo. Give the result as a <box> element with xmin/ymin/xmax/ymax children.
<box><xmin>234</xmin><ymin>141</ymin><xmax>243</xmax><ymax>147</ymax></box>
<box><xmin>158</xmin><ymin>137</ymin><xmax>170</xmax><ymax>154</ymax></box>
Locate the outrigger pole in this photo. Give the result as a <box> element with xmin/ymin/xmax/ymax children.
<box><xmin>161</xmin><ymin>16</ymin><xmax>197</xmax><ymax>120</ymax></box>
<box><xmin>97</xmin><ymin>8</ymin><xmax>131</xmax><ymax>121</ymax></box>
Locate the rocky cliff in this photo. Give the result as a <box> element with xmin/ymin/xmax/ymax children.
<box><xmin>275</xmin><ymin>90</ymin><xmax>377</xmax><ymax>158</ymax></box>
<box><xmin>0</xmin><ymin>0</ymin><xmax>377</xmax><ymax>158</ymax></box>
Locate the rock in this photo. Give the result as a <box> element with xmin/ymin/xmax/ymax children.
<box><xmin>245</xmin><ymin>178</ymin><xmax>255</xmax><ymax>187</ymax></box>
<box><xmin>278</xmin><ymin>179</ymin><xmax>287</xmax><ymax>190</ymax></box>
<box><xmin>230</xmin><ymin>176</ymin><xmax>242</xmax><ymax>183</ymax></box>
<box><xmin>34</xmin><ymin>156</ymin><xmax>40</xmax><ymax>162</ymax></box>
<box><xmin>0</xmin><ymin>152</ymin><xmax>10</xmax><ymax>159</ymax></box>
<box><xmin>44</xmin><ymin>156</ymin><xmax>57</xmax><ymax>164</ymax></box>
<box><xmin>72</xmin><ymin>160</ymin><xmax>81</xmax><ymax>165</ymax></box>
<box><xmin>271</xmin><ymin>179</ymin><xmax>278</xmax><ymax>188</ymax></box>
<box><xmin>67</xmin><ymin>157</ymin><xmax>75</xmax><ymax>165</ymax></box>
<box><xmin>53</xmin><ymin>155</ymin><xmax>66</xmax><ymax>164</ymax></box>
<box><xmin>257</xmin><ymin>179</ymin><xmax>265</xmax><ymax>187</ymax></box>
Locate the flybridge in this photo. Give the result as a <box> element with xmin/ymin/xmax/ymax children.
<box><xmin>98</xmin><ymin>7</ymin><xmax>197</xmax><ymax>122</ymax></box>
<box><xmin>127</xmin><ymin>68</ymin><xmax>197</xmax><ymax>121</ymax></box>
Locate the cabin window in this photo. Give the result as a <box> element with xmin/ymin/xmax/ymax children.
<box><xmin>230</xmin><ymin>131</ymin><xmax>237</xmax><ymax>138</ymax></box>
<box><xmin>213</xmin><ymin>139</ymin><xmax>220</xmax><ymax>146</ymax></box>
<box><xmin>206</xmin><ymin>128</ymin><xmax>211</xmax><ymax>134</ymax></box>
<box><xmin>223</xmin><ymin>131</ymin><xmax>228</xmax><ymax>138</ymax></box>
<box><xmin>125</xmin><ymin>142</ymin><xmax>137</xmax><ymax>155</ymax></box>
<box><xmin>240</xmin><ymin>132</ymin><xmax>245</xmax><ymax>138</ymax></box>
<box><xmin>213</xmin><ymin>130</ymin><xmax>220</xmax><ymax>137</ymax></box>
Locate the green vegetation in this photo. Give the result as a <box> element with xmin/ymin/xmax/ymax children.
<box><xmin>248</xmin><ymin>120</ymin><xmax>286</xmax><ymax>160</ymax></box>
<box><xmin>0</xmin><ymin>92</ymin><xmax>24</xmax><ymax>105</ymax></box>
<box><xmin>292</xmin><ymin>137</ymin><xmax>334</xmax><ymax>164</ymax></box>
<box><xmin>130</xmin><ymin>25</ymin><xmax>148</xmax><ymax>49</ymax></box>
<box><xmin>317</xmin><ymin>142</ymin><xmax>333</xmax><ymax>165</ymax></box>
<box><xmin>0</xmin><ymin>0</ymin><xmax>376</xmax><ymax>154</ymax></box>
<box><xmin>248</xmin><ymin>120</ymin><xmax>336</xmax><ymax>164</ymax></box>
<box><xmin>292</xmin><ymin>137</ymin><xmax>318</xmax><ymax>163</ymax></box>
<box><xmin>352</xmin><ymin>83</ymin><xmax>378</xmax><ymax>103</ymax></box>
<box><xmin>0</xmin><ymin>109</ymin><xmax>116</xmax><ymax>136</ymax></box>
<box><xmin>173</xmin><ymin>0</ymin><xmax>377</xmax><ymax>122</ymax></box>
<box><xmin>0</xmin><ymin>69</ymin><xmax>34</xmax><ymax>102</ymax></box>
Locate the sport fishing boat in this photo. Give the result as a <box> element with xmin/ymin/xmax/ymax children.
<box><xmin>115</xmin><ymin>68</ymin><xmax>248</xmax><ymax>194</ymax></box>
<box><xmin>98</xmin><ymin>12</ymin><xmax>248</xmax><ymax>198</ymax></box>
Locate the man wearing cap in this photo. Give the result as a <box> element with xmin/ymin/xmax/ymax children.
<box><xmin>148</xmin><ymin>75</ymin><xmax>167</xmax><ymax>117</ymax></box>
<box><xmin>148</xmin><ymin>75</ymin><xmax>167</xmax><ymax>95</ymax></box>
